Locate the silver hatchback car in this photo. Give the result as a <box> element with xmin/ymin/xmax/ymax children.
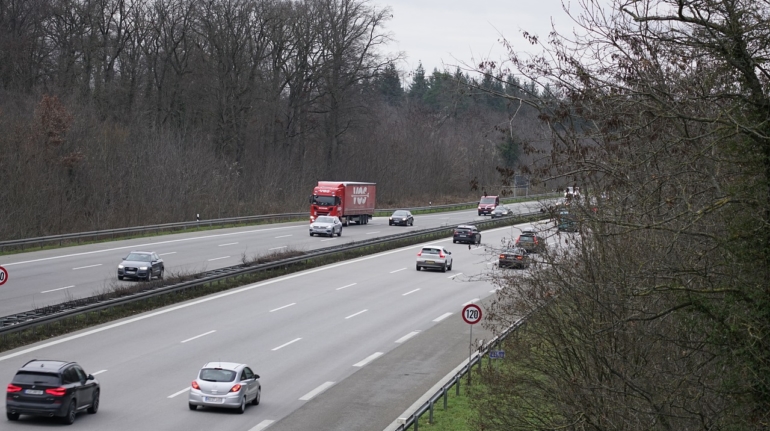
<box><xmin>188</xmin><ymin>362</ymin><xmax>261</xmax><ymax>413</ymax></box>
<box><xmin>309</xmin><ymin>216</ymin><xmax>343</xmax><ymax>237</ymax></box>
<box><xmin>416</xmin><ymin>245</ymin><xmax>453</xmax><ymax>272</ymax></box>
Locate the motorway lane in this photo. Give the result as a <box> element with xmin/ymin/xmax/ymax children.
<box><xmin>0</xmin><ymin>200</ymin><xmax>549</xmax><ymax>316</ymax></box>
<box><xmin>0</xmin><ymin>219</ymin><xmax>559</xmax><ymax>431</ymax></box>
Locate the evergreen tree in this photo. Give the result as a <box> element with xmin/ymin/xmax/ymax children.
<box><xmin>377</xmin><ymin>62</ymin><xmax>403</xmax><ymax>105</ymax></box>
<box><xmin>408</xmin><ymin>62</ymin><xmax>428</xmax><ymax>101</ymax></box>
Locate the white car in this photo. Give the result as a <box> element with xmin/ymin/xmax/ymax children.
<box><xmin>416</xmin><ymin>245</ymin><xmax>453</xmax><ymax>272</ymax></box>
<box><xmin>309</xmin><ymin>216</ymin><xmax>343</xmax><ymax>237</ymax></box>
<box><xmin>188</xmin><ymin>362</ymin><xmax>261</xmax><ymax>413</ymax></box>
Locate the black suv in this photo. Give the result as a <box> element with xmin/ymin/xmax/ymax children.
<box><xmin>453</xmin><ymin>225</ymin><xmax>481</xmax><ymax>244</ymax></box>
<box><xmin>6</xmin><ymin>359</ymin><xmax>100</xmax><ymax>424</ymax></box>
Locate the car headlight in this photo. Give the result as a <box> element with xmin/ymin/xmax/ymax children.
<box><xmin>139</xmin><ymin>266</ymin><xmax>148</xmax><ymax>270</ymax></box>
<box><xmin>118</xmin><ymin>264</ymin><xmax>124</xmax><ymax>269</ymax></box>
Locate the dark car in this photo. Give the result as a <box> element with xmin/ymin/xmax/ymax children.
<box><xmin>6</xmin><ymin>360</ymin><xmax>100</xmax><ymax>424</ymax></box>
<box><xmin>490</xmin><ymin>206</ymin><xmax>511</xmax><ymax>218</ymax></box>
<box><xmin>453</xmin><ymin>225</ymin><xmax>481</xmax><ymax>244</ymax></box>
<box><xmin>389</xmin><ymin>210</ymin><xmax>414</xmax><ymax>226</ymax></box>
<box><xmin>118</xmin><ymin>251</ymin><xmax>164</xmax><ymax>281</ymax></box>
<box><xmin>515</xmin><ymin>229</ymin><xmax>546</xmax><ymax>253</ymax></box>
<box><xmin>477</xmin><ymin>195</ymin><xmax>500</xmax><ymax>216</ymax></box>
<box><xmin>499</xmin><ymin>247</ymin><xmax>531</xmax><ymax>269</ymax></box>
<box><xmin>557</xmin><ymin>210</ymin><xmax>578</xmax><ymax>232</ymax></box>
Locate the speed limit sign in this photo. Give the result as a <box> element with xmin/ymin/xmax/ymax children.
<box><xmin>462</xmin><ymin>304</ymin><xmax>482</xmax><ymax>325</ymax></box>
<box><xmin>0</xmin><ymin>266</ymin><xmax>7</xmax><ymax>286</ymax></box>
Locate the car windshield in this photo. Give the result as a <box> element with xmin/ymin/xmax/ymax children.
<box><xmin>312</xmin><ymin>195</ymin><xmax>336</xmax><ymax>206</ymax></box>
<box><xmin>13</xmin><ymin>372</ymin><xmax>60</xmax><ymax>385</ymax></box>
<box><xmin>480</xmin><ymin>197</ymin><xmax>496</xmax><ymax>204</ymax></box>
<box><xmin>316</xmin><ymin>216</ymin><xmax>334</xmax><ymax>223</ymax></box>
<box><xmin>199</xmin><ymin>368</ymin><xmax>237</xmax><ymax>382</ymax></box>
<box><xmin>494</xmin><ymin>207</ymin><xmax>504</xmax><ymax>212</ymax></box>
<box><xmin>393</xmin><ymin>211</ymin><xmax>408</xmax><ymax>216</ymax></box>
<box><xmin>125</xmin><ymin>253</ymin><xmax>151</xmax><ymax>262</ymax></box>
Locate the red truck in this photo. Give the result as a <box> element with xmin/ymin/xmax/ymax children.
<box><xmin>309</xmin><ymin>181</ymin><xmax>377</xmax><ymax>226</ymax></box>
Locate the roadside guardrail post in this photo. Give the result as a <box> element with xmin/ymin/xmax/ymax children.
<box><xmin>443</xmin><ymin>386</ymin><xmax>448</xmax><ymax>410</ymax></box>
<box><xmin>429</xmin><ymin>400</ymin><xmax>434</xmax><ymax>423</ymax></box>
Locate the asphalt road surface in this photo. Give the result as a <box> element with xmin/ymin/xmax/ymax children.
<box><xmin>0</xmin><ymin>200</ymin><xmax>548</xmax><ymax>316</ymax></box>
<box><xmin>0</xmin><ymin>215</ymin><xmax>568</xmax><ymax>431</ymax></box>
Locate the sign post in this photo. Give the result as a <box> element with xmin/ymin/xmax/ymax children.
<box><xmin>462</xmin><ymin>303</ymin><xmax>482</xmax><ymax>385</ymax></box>
<box><xmin>0</xmin><ymin>266</ymin><xmax>7</xmax><ymax>286</ymax></box>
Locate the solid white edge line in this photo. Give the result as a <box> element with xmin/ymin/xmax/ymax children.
<box><xmin>41</xmin><ymin>285</ymin><xmax>74</xmax><ymax>294</ymax></box>
<box><xmin>218</xmin><ymin>242</ymin><xmax>238</xmax><ymax>247</ymax></box>
<box><xmin>353</xmin><ymin>352</ymin><xmax>384</xmax><ymax>367</ymax></box>
<box><xmin>395</xmin><ymin>331</ymin><xmax>420</xmax><ymax>344</ymax></box>
<box><xmin>366</xmin><ymin>231</ymin><xmax>381</xmax><ymax>235</ymax></box>
<box><xmin>462</xmin><ymin>298</ymin><xmax>480</xmax><ymax>306</ymax></box>
<box><xmin>271</xmin><ymin>337</ymin><xmax>302</xmax><ymax>351</ymax></box>
<box><xmin>336</xmin><ymin>283</ymin><xmax>357</xmax><ymax>290</ymax></box>
<box><xmin>181</xmin><ymin>330</ymin><xmax>216</xmax><ymax>343</ymax></box>
<box><xmin>1</xmin><ymin>223</ymin><xmax>306</xmax><ymax>267</ymax></box>
<box><xmin>92</xmin><ymin>370</ymin><xmax>107</xmax><ymax>375</ymax></box>
<box><xmin>158</xmin><ymin>252</ymin><xmax>176</xmax><ymax>256</ymax></box>
<box><xmin>299</xmin><ymin>381</ymin><xmax>335</xmax><ymax>401</ymax></box>
<box><xmin>390</xmin><ymin>268</ymin><xmax>406</xmax><ymax>273</ymax></box>
<box><xmin>72</xmin><ymin>264</ymin><xmax>102</xmax><ymax>270</ymax></box>
<box><xmin>402</xmin><ymin>288</ymin><xmax>420</xmax><ymax>296</ymax></box>
<box><xmin>448</xmin><ymin>272</ymin><xmax>463</xmax><ymax>279</ymax></box>
<box><xmin>248</xmin><ymin>420</ymin><xmax>275</xmax><ymax>431</ymax></box>
<box><xmin>207</xmin><ymin>256</ymin><xmax>230</xmax><ymax>261</ymax></box>
<box><xmin>433</xmin><ymin>312</ymin><xmax>452</xmax><ymax>322</ymax></box>
<box><xmin>0</xmin><ymin>221</ymin><xmax>540</xmax><ymax>363</ymax></box>
<box><xmin>270</xmin><ymin>303</ymin><xmax>296</xmax><ymax>312</ymax></box>
<box><xmin>345</xmin><ymin>309</ymin><xmax>368</xmax><ymax>319</ymax></box>
<box><xmin>268</xmin><ymin>246</ymin><xmax>287</xmax><ymax>251</ymax></box>
<box><xmin>168</xmin><ymin>387</ymin><xmax>190</xmax><ymax>398</ymax></box>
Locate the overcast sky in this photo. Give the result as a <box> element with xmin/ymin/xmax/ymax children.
<box><xmin>373</xmin><ymin>0</ymin><xmax>584</xmax><ymax>78</ymax></box>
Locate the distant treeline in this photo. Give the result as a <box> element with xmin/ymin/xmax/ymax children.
<box><xmin>0</xmin><ymin>0</ymin><xmax>548</xmax><ymax>240</ymax></box>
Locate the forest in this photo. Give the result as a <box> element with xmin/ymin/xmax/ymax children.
<box><xmin>0</xmin><ymin>0</ymin><xmax>548</xmax><ymax>240</ymax></box>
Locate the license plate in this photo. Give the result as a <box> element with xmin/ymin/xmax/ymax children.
<box><xmin>203</xmin><ymin>396</ymin><xmax>224</xmax><ymax>403</ymax></box>
<box><xmin>25</xmin><ymin>389</ymin><xmax>43</xmax><ymax>395</ymax></box>
<box><xmin>425</xmin><ymin>260</ymin><xmax>434</xmax><ymax>264</ymax></box>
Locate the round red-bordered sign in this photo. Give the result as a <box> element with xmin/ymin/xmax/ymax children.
<box><xmin>0</xmin><ymin>266</ymin><xmax>7</xmax><ymax>286</ymax></box>
<box><xmin>462</xmin><ymin>304</ymin><xmax>482</xmax><ymax>325</ymax></box>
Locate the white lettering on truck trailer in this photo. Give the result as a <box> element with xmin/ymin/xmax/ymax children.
<box><xmin>353</xmin><ymin>186</ymin><xmax>369</xmax><ymax>205</ymax></box>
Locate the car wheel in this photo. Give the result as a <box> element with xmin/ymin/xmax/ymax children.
<box><xmin>7</xmin><ymin>412</ymin><xmax>19</xmax><ymax>421</ymax></box>
<box><xmin>389</xmin><ymin>221</ymin><xmax>392</xmax><ymax>226</ymax></box>
<box><xmin>338</xmin><ymin>228</ymin><xmax>342</xmax><ymax>237</ymax></box>
<box><xmin>146</xmin><ymin>271</ymin><xmax>153</xmax><ymax>281</ymax></box>
<box><xmin>410</xmin><ymin>219</ymin><xmax>413</xmax><ymax>226</ymax></box>
<box><xmin>87</xmin><ymin>390</ymin><xmax>100</xmax><ymax>414</ymax></box>
<box><xmin>416</xmin><ymin>265</ymin><xmax>420</xmax><ymax>271</ymax></box>
<box><xmin>62</xmin><ymin>400</ymin><xmax>76</xmax><ymax>424</ymax></box>
<box><xmin>252</xmin><ymin>387</ymin><xmax>261</xmax><ymax>405</ymax></box>
<box><xmin>448</xmin><ymin>261</ymin><xmax>452</xmax><ymax>271</ymax></box>
<box><xmin>441</xmin><ymin>263</ymin><xmax>447</xmax><ymax>273</ymax></box>
<box><xmin>158</xmin><ymin>268</ymin><xmax>164</xmax><ymax>280</ymax></box>
<box><xmin>476</xmin><ymin>236</ymin><xmax>481</xmax><ymax>244</ymax></box>
<box><xmin>452</xmin><ymin>240</ymin><xmax>456</xmax><ymax>244</ymax></box>
<box><xmin>237</xmin><ymin>396</ymin><xmax>246</xmax><ymax>414</ymax></box>
<box><xmin>310</xmin><ymin>232</ymin><xmax>314</xmax><ymax>237</ymax></box>
<box><xmin>118</xmin><ymin>275</ymin><xmax>124</xmax><ymax>280</ymax></box>
<box><xmin>189</xmin><ymin>403</ymin><xmax>197</xmax><ymax>411</ymax></box>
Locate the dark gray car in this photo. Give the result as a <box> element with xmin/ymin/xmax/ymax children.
<box><xmin>118</xmin><ymin>251</ymin><xmax>164</xmax><ymax>281</ymax></box>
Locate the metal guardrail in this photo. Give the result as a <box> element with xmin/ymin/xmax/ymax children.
<box><xmin>0</xmin><ymin>193</ymin><xmax>555</xmax><ymax>252</ymax></box>
<box><xmin>0</xmin><ymin>211</ymin><xmax>543</xmax><ymax>336</ymax></box>
<box><xmin>393</xmin><ymin>313</ymin><xmax>531</xmax><ymax>431</ymax></box>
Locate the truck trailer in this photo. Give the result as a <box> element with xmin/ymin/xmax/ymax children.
<box><xmin>309</xmin><ymin>181</ymin><xmax>376</xmax><ymax>226</ymax></box>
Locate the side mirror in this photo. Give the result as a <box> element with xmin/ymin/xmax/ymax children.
<box><xmin>255</xmin><ymin>374</ymin><xmax>260</xmax><ymax>379</ymax></box>
<box><xmin>308</xmin><ymin>195</ymin><xmax>313</xmax><ymax>204</ymax></box>
<box><xmin>87</xmin><ymin>374</ymin><xmax>94</xmax><ymax>381</ymax></box>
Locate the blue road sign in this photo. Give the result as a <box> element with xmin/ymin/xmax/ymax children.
<box><xmin>489</xmin><ymin>350</ymin><xmax>505</xmax><ymax>359</ymax></box>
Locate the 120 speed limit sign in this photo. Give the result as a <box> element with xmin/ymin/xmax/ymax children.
<box><xmin>0</xmin><ymin>266</ymin><xmax>7</xmax><ymax>286</ymax></box>
<box><xmin>462</xmin><ymin>304</ymin><xmax>482</xmax><ymax>325</ymax></box>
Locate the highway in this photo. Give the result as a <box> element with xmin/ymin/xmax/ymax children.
<box><xmin>0</xmin><ymin>200</ymin><xmax>546</xmax><ymax>317</ymax></box>
<box><xmin>0</xmin><ymin>202</ymin><xmax>562</xmax><ymax>431</ymax></box>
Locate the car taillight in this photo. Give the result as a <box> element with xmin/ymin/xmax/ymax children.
<box><xmin>515</xmin><ymin>237</ymin><xmax>521</xmax><ymax>243</ymax></box>
<box><xmin>439</xmin><ymin>251</ymin><xmax>445</xmax><ymax>258</ymax></box>
<box><xmin>499</xmin><ymin>254</ymin><xmax>505</xmax><ymax>259</ymax></box>
<box><xmin>7</xmin><ymin>384</ymin><xmax>22</xmax><ymax>393</ymax></box>
<box><xmin>230</xmin><ymin>384</ymin><xmax>241</xmax><ymax>393</ymax></box>
<box><xmin>517</xmin><ymin>256</ymin><xmax>523</xmax><ymax>260</ymax></box>
<box><xmin>191</xmin><ymin>381</ymin><xmax>200</xmax><ymax>390</ymax></box>
<box><xmin>417</xmin><ymin>251</ymin><xmax>422</xmax><ymax>256</ymax></box>
<box><xmin>534</xmin><ymin>237</ymin><xmax>538</xmax><ymax>244</ymax></box>
<box><xmin>45</xmin><ymin>387</ymin><xmax>67</xmax><ymax>396</ymax></box>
